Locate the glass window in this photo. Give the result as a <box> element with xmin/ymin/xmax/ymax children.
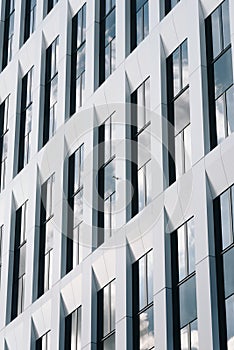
<box><xmin>2</xmin><ymin>0</ymin><xmax>15</xmax><ymax>69</ymax></box>
<box><xmin>70</xmin><ymin>5</ymin><xmax>86</xmax><ymax>115</ymax></box>
<box><xmin>167</xmin><ymin>40</ymin><xmax>191</xmax><ymax>184</ymax></box>
<box><xmin>214</xmin><ymin>48</ymin><xmax>233</xmax><ymax>99</ymax></box>
<box><xmin>65</xmin><ymin>306</ymin><xmax>82</xmax><ymax>350</ymax></box>
<box><xmin>179</xmin><ymin>275</ymin><xmax>197</xmax><ymax>328</ymax></box>
<box><xmin>133</xmin><ymin>250</ymin><xmax>154</xmax><ymax>349</ymax></box>
<box><xmin>0</xmin><ymin>96</ymin><xmax>9</xmax><ymax>191</ymax></box>
<box><xmin>206</xmin><ymin>0</ymin><xmax>233</xmax><ymax>148</ymax></box>
<box><xmin>98</xmin><ymin>280</ymin><xmax>116</xmax><ymax>349</ymax></box>
<box><xmin>226</xmin><ymin>295</ymin><xmax>234</xmax><ymax>350</ymax></box>
<box><xmin>99</xmin><ymin>0</ymin><xmax>116</xmax><ymax>84</ymax></box>
<box><xmin>36</xmin><ymin>331</ymin><xmax>51</xmax><ymax>350</ymax></box>
<box><xmin>43</xmin><ymin>37</ymin><xmax>59</xmax><ymax>145</ymax></box>
<box><xmin>11</xmin><ymin>201</ymin><xmax>27</xmax><ymax>320</ymax></box>
<box><xmin>223</xmin><ymin>248</ymin><xmax>234</xmax><ymax>299</ymax></box>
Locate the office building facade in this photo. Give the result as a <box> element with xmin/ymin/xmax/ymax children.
<box><xmin>0</xmin><ymin>0</ymin><xmax>234</xmax><ymax>349</ymax></box>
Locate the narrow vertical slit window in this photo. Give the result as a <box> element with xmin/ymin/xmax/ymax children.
<box><xmin>131</xmin><ymin>0</ymin><xmax>149</xmax><ymax>51</ymax></box>
<box><xmin>130</xmin><ymin>78</ymin><xmax>151</xmax><ymax>219</ymax></box>
<box><xmin>97</xmin><ymin>280</ymin><xmax>116</xmax><ymax>350</ymax></box>
<box><xmin>70</xmin><ymin>4</ymin><xmax>86</xmax><ymax>116</ymax></box>
<box><xmin>132</xmin><ymin>250</ymin><xmax>154</xmax><ymax>349</ymax></box>
<box><xmin>2</xmin><ymin>0</ymin><xmax>15</xmax><ymax>69</ymax></box>
<box><xmin>165</xmin><ymin>0</ymin><xmax>180</xmax><ymax>15</ymax></box>
<box><xmin>47</xmin><ymin>0</ymin><xmax>58</xmax><ymax>14</ymax></box>
<box><xmin>66</xmin><ymin>144</ymin><xmax>84</xmax><ymax>273</ymax></box>
<box><xmin>166</xmin><ymin>40</ymin><xmax>191</xmax><ymax>185</ymax></box>
<box><xmin>43</xmin><ymin>37</ymin><xmax>59</xmax><ymax>146</ymax></box>
<box><xmin>99</xmin><ymin>0</ymin><xmax>116</xmax><ymax>85</ymax></box>
<box><xmin>98</xmin><ymin>114</ymin><xmax>117</xmax><ymax>246</ymax></box>
<box><xmin>36</xmin><ymin>331</ymin><xmax>51</xmax><ymax>350</ymax></box>
<box><xmin>171</xmin><ymin>218</ymin><xmax>198</xmax><ymax>350</ymax></box>
<box><xmin>205</xmin><ymin>0</ymin><xmax>233</xmax><ymax>149</ymax></box>
<box><xmin>38</xmin><ymin>174</ymin><xmax>55</xmax><ymax>297</ymax></box>
<box><xmin>214</xmin><ymin>185</ymin><xmax>234</xmax><ymax>349</ymax></box>
<box><xmin>64</xmin><ymin>306</ymin><xmax>82</xmax><ymax>350</ymax></box>
<box><xmin>11</xmin><ymin>201</ymin><xmax>27</xmax><ymax>320</ymax></box>
<box><xmin>0</xmin><ymin>96</ymin><xmax>9</xmax><ymax>191</ymax></box>
<box><xmin>24</xmin><ymin>0</ymin><xmax>36</xmax><ymax>42</ymax></box>
<box><xmin>18</xmin><ymin>67</ymin><xmax>33</xmax><ymax>172</ymax></box>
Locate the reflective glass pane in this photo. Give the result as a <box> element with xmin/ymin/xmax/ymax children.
<box><xmin>77</xmin><ymin>9</ymin><xmax>82</xmax><ymax>48</ymax></box>
<box><xmin>45</xmin><ymin>219</ymin><xmax>53</xmax><ymax>253</ymax></box>
<box><xmin>223</xmin><ymin>247</ymin><xmax>234</xmax><ymax>298</ymax></box>
<box><xmin>226</xmin><ymin>85</ymin><xmax>234</xmax><ymax>135</ymax></box>
<box><xmin>50</xmin><ymin>74</ymin><xmax>58</xmax><ymax>107</ymax></box>
<box><xmin>139</xmin><ymin>255</ymin><xmax>147</xmax><ymax>310</ymax></box>
<box><xmin>9</xmin><ymin>12</ymin><xmax>14</xmax><ymax>37</ymax></box>
<box><xmin>82</xmin><ymin>4</ymin><xmax>86</xmax><ymax>42</ymax></box>
<box><xmin>226</xmin><ymin>294</ymin><xmax>234</xmax><ymax>350</ymax></box>
<box><xmin>17</xmin><ymin>275</ymin><xmax>24</xmax><ymax>314</ymax></box>
<box><xmin>147</xmin><ymin>250</ymin><xmax>153</xmax><ymax>304</ymax></box>
<box><xmin>174</xmin><ymin>89</ymin><xmax>190</xmax><ymax>135</ymax></box>
<box><xmin>105</xmin><ymin>44</ymin><xmax>111</xmax><ymax>79</ymax></box>
<box><xmin>104</xmin><ymin>198</ymin><xmax>111</xmax><ymax>234</ymax></box>
<box><xmin>76</xmin><ymin>75</ymin><xmax>82</xmax><ymax>109</ymax></box>
<box><xmin>180</xmin><ymin>324</ymin><xmax>189</xmax><ymax>350</ymax></box>
<box><xmin>71</xmin><ymin>310</ymin><xmax>78</xmax><ymax>349</ymax></box>
<box><xmin>220</xmin><ymin>189</ymin><xmax>232</xmax><ymax>250</ymax></box>
<box><xmin>25</xmin><ymin>105</ymin><xmax>32</xmax><ymax>135</ymax></box>
<box><xmin>178</xmin><ymin>225</ymin><xmax>186</xmax><ymax>281</ymax></box>
<box><xmin>77</xmin><ymin>307</ymin><xmax>82</xmax><ymax>350</ymax></box>
<box><xmin>105</xmin><ymin>0</ymin><xmax>112</xmax><ymax>15</ymax></box>
<box><xmin>110</xmin><ymin>281</ymin><xmax>116</xmax><ymax>331</ymax></box>
<box><xmin>214</xmin><ymin>48</ymin><xmax>233</xmax><ymax>99</ymax></box>
<box><xmin>222</xmin><ymin>0</ymin><xmax>231</xmax><ymax>50</ymax></box>
<box><xmin>104</xmin><ymin>161</ymin><xmax>115</xmax><ymax>200</ymax></box>
<box><xmin>110</xmin><ymin>38</ymin><xmax>116</xmax><ymax>73</ymax></box>
<box><xmin>175</xmin><ymin>131</ymin><xmax>184</xmax><ymax>179</ymax></box>
<box><xmin>76</xmin><ymin>44</ymin><xmax>85</xmax><ymax>78</ymax></box>
<box><xmin>105</xmin><ymin>9</ymin><xmax>115</xmax><ymax>46</ymax></box>
<box><xmin>72</xmin><ymin>226</ymin><xmax>79</xmax><ymax>267</ymax></box>
<box><xmin>215</xmin><ymin>94</ymin><xmax>226</xmax><ymax>144</ymax></box>
<box><xmin>138</xmin><ymin>127</ymin><xmax>151</xmax><ymax>169</ymax></box>
<box><xmin>137</xmin><ymin>85</ymin><xmax>145</xmax><ymax>130</ymax></box>
<box><xmin>104</xmin><ymin>118</ymin><xmax>111</xmax><ymax>162</ymax></box>
<box><xmin>2</xmin><ymin>133</ymin><xmax>8</xmax><ymax>160</ymax></box>
<box><xmin>103</xmin><ymin>284</ymin><xmax>110</xmax><ymax>336</ymax></box>
<box><xmin>143</xmin><ymin>2</ymin><xmax>149</xmax><ymax>39</ymax></box>
<box><xmin>26</xmin><ymin>69</ymin><xmax>33</xmax><ymax>106</ymax></box>
<box><xmin>138</xmin><ymin>166</ymin><xmax>146</xmax><ymax>212</ymax></box>
<box><xmin>145</xmin><ymin>78</ymin><xmax>150</xmax><ymax>124</ymax></box>
<box><xmin>187</xmin><ymin>219</ymin><xmax>195</xmax><ymax>275</ymax></box>
<box><xmin>211</xmin><ymin>7</ymin><xmax>222</xmax><ymax>58</ymax></box>
<box><xmin>139</xmin><ymin>305</ymin><xmax>154</xmax><ymax>350</ymax></box>
<box><xmin>179</xmin><ymin>276</ymin><xmax>197</xmax><ymax>328</ymax></box>
<box><xmin>173</xmin><ymin>47</ymin><xmax>180</xmax><ymax>96</ymax></box>
<box><xmin>73</xmin><ymin>189</ymin><xmax>83</xmax><ymax>227</ymax></box>
<box><xmin>184</xmin><ymin>123</ymin><xmax>191</xmax><ymax>173</ymax></box>
<box><xmin>136</xmin><ymin>8</ymin><xmax>143</xmax><ymax>46</ymax></box>
<box><xmin>182</xmin><ymin>41</ymin><xmax>189</xmax><ymax>88</ymax></box>
<box><xmin>146</xmin><ymin>161</ymin><xmax>152</xmax><ymax>205</ymax></box>
<box><xmin>103</xmin><ymin>333</ymin><xmax>115</xmax><ymax>350</ymax></box>
<box><xmin>190</xmin><ymin>319</ymin><xmax>199</xmax><ymax>350</ymax></box>
<box><xmin>136</xmin><ymin>0</ymin><xmax>147</xmax><ymax>11</ymax></box>
<box><xmin>19</xmin><ymin>243</ymin><xmax>26</xmax><ymax>277</ymax></box>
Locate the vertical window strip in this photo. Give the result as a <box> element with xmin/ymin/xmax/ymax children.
<box><xmin>97</xmin><ymin>280</ymin><xmax>116</xmax><ymax>349</ymax></box>
<box><xmin>167</xmin><ymin>39</ymin><xmax>191</xmax><ymax>184</ymax></box>
<box><xmin>11</xmin><ymin>201</ymin><xmax>27</xmax><ymax>320</ymax></box>
<box><xmin>70</xmin><ymin>4</ymin><xmax>86</xmax><ymax>115</ymax></box>
<box><xmin>43</xmin><ymin>37</ymin><xmax>59</xmax><ymax>145</ymax></box>
<box><xmin>131</xmin><ymin>0</ymin><xmax>149</xmax><ymax>50</ymax></box>
<box><xmin>172</xmin><ymin>218</ymin><xmax>198</xmax><ymax>349</ymax></box>
<box><xmin>65</xmin><ymin>306</ymin><xmax>82</xmax><ymax>350</ymax></box>
<box><xmin>18</xmin><ymin>67</ymin><xmax>33</xmax><ymax>172</ymax></box>
<box><xmin>0</xmin><ymin>95</ymin><xmax>9</xmax><ymax>191</ymax></box>
<box><xmin>133</xmin><ymin>250</ymin><xmax>154</xmax><ymax>349</ymax></box>
<box><xmin>206</xmin><ymin>0</ymin><xmax>233</xmax><ymax>148</ymax></box>
<box><xmin>67</xmin><ymin>144</ymin><xmax>84</xmax><ymax>273</ymax></box>
<box><xmin>24</xmin><ymin>0</ymin><xmax>36</xmax><ymax>42</ymax></box>
<box><xmin>38</xmin><ymin>174</ymin><xmax>54</xmax><ymax>297</ymax></box>
<box><xmin>98</xmin><ymin>114</ymin><xmax>116</xmax><ymax>245</ymax></box>
<box><xmin>36</xmin><ymin>331</ymin><xmax>51</xmax><ymax>350</ymax></box>
<box><xmin>99</xmin><ymin>0</ymin><xmax>116</xmax><ymax>85</ymax></box>
<box><xmin>2</xmin><ymin>0</ymin><xmax>15</xmax><ymax>69</ymax></box>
